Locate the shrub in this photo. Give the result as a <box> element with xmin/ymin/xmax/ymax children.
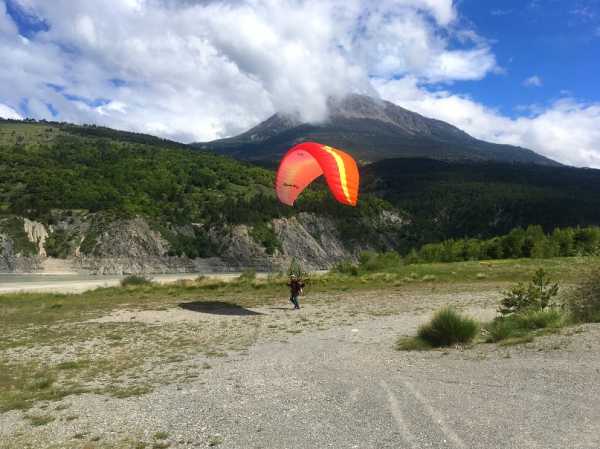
<box><xmin>358</xmin><ymin>251</ymin><xmax>402</xmax><ymax>272</ymax></box>
<box><xmin>332</xmin><ymin>260</ymin><xmax>359</xmax><ymax>276</ymax></box>
<box><xmin>120</xmin><ymin>275</ymin><xmax>152</xmax><ymax>287</ymax></box>
<box><xmin>0</xmin><ymin>217</ymin><xmax>37</xmax><ymax>256</ymax></box>
<box><xmin>45</xmin><ymin>229</ymin><xmax>72</xmax><ymax>259</ymax></box>
<box><xmin>568</xmin><ymin>268</ymin><xmax>600</xmax><ymax>323</ymax></box>
<box><xmin>396</xmin><ymin>336</ymin><xmax>432</xmax><ymax>351</ymax></box>
<box><xmin>515</xmin><ymin>309</ymin><xmax>564</xmax><ymax>330</ymax></box>
<box><xmin>499</xmin><ymin>283</ymin><xmax>536</xmax><ymax>315</ymax></box>
<box><xmin>287</xmin><ymin>258</ymin><xmax>307</xmax><ymax>279</ymax></box>
<box><xmin>499</xmin><ymin>268</ymin><xmax>559</xmax><ymax>316</ymax></box>
<box><xmin>249</xmin><ymin>222</ymin><xmax>281</xmax><ymax>255</ymax></box>
<box><xmin>485</xmin><ymin>309</ymin><xmax>565</xmax><ymax>343</ymax></box>
<box><xmin>417</xmin><ymin>307</ymin><xmax>479</xmax><ymax>347</ymax></box>
<box><xmin>237</xmin><ymin>268</ymin><xmax>256</xmax><ymax>282</ymax></box>
<box><xmin>485</xmin><ymin>318</ymin><xmax>523</xmax><ymax>343</ymax></box>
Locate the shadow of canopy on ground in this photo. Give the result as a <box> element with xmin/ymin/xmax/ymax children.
<box><xmin>178</xmin><ymin>301</ymin><xmax>264</xmax><ymax>316</ymax></box>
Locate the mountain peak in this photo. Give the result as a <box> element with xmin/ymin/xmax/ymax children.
<box><xmin>327</xmin><ymin>94</ymin><xmax>391</xmax><ymax>121</ymax></box>
<box><xmin>197</xmin><ymin>94</ymin><xmax>558</xmax><ymax>166</ymax></box>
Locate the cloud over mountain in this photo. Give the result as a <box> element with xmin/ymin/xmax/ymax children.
<box><xmin>375</xmin><ymin>77</ymin><xmax>600</xmax><ymax>168</ymax></box>
<box><xmin>0</xmin><ymin>0</ymin><xmax>492</xmax><ymax>139</ymax></box>
<box><xmin>0</xmin><ymin>0</ymin><xmax>599</xmax><ymax>167</ymax></box>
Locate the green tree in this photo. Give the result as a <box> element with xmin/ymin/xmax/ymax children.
<box><xmin>551</xmin><ymin>228</ymin><xmax>575</xmax><ymax>257</ymax></box>
<box><xmin>499</xmin><ymin>268</ymin><xmax>559</xmax><ymax>316</ymax></box>
<box><xmin>501</xmin><ymin>227</ymin><xmax>525</xmax><ymax>258</ymax></box>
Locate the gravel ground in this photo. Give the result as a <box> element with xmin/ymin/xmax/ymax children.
<box><xmin>2</xmin><ymin>288</ymin><xmax>600</xmax><ymax>449</ymax></box>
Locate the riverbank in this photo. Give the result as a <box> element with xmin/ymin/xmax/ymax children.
<box><xmin>0</xmin><ymin>273</ymin><xmax>241</xmax><ymax>294</ymax></box>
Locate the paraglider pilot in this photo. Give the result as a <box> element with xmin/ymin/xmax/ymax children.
<box><xmin>288</xmin><ymin>274</ymin><xmax>304</xmax><ymax>310</ymax></box>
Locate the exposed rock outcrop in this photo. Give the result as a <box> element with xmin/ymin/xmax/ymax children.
<box><xmin>23</xmin><ymin>219</ymin><xmax>49</xmax><ymax>257</ymax></box>
<box><xmin>0</xmin><ymin>210</ymin><xmax>405</xmax><ymax>274</ymax></box>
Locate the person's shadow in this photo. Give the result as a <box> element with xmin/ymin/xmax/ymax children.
<box><xmin>178</xmin><ymin>301</ymin><xmax>263</xmax><ymax>316</ymax></box>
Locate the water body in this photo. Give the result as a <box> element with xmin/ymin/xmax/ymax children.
<box><xmin>0</xmin><ymin>273</ymin><xmax>241</xmax><ymax>294</ymax></box>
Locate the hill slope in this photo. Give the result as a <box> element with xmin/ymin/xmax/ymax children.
<box><xmin>3</xmin><ymin>118</ymin><xmax>600</xmax><ymax>274</ymax></box>
<box><xmin>196</xmin><ymin>94</ymin><xmax>558</xmax><ymax>166</ymax></box>
<box><xmin>362</xmin><ymin>158</ymin><xmax>600</xmax><ymax>250</ymax></box>
<box><xmin>0</xmin><ymin>119</ymin><xmax>402</xmax><ymax>273</ymax></box>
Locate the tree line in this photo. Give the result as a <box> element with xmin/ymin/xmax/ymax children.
<box><xmin>410</xmin><ymin>225</ymin><xmax>600</xmax><ymax>263</ymax></box>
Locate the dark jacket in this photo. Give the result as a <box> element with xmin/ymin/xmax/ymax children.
<box><xmin>288</xmin><ymin>279</ymin><xmax>304</xmax><ymax>296</ymax></box>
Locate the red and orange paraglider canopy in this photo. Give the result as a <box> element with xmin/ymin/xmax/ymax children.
<box><xmin>275</xmin><ymin>142</ymin><xmax>359</xmax><ymax>207</ymax></box>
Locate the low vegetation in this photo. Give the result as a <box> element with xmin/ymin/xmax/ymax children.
<box><xmin>484</xmin><ymin>309</ymin><xmax>566</xmax><ymax>344</ymax></box>
<box><xmin>0</xmin><ymin>120</ymin><xmax>397</xmax><ymax>259</ymax></box>
<box><xmin>498</xmin><ymin>268</ymin><xmax>559</xmax><ymax>315</ymax></box>
<box><xmin>366</xmin><ymin>158</ymin><xmax>600</xmax><ymax>252</ymax></box>
<box><xmin>567</xmin><ymin>268</ymin><xmax>600</xmax><ymax>323</ymax></box>
<box><xmin>237</xmin><ymin>268</ymin><xmax>257</xmax><ymax>282</ymax></box>
<box><xmin>2</xmin><ymin>257</ymin><xmax>600</xmax><ymax>415</ymax></box>
<box><xmin>120</xmin><ymin>275</ymin><xmax>153</xmax><ymax>287</ymax></box>
<box><xmin>483</xmin><ymin>268</ymin><xmax>566</xmax><ymax>344</ymax></box>
<box><xmin>397</xmin><ymin>268</ymin><xmax>584</xmax><ymax>350</ymax></box>
<box><xmin>333</xmin><ymin>225</ymin><xmax>600</xmax><ymax>270</ymax></box>
<box><xmin>412</xmin><ymin>225</ymin><xmax>600</xmax><ymax>264</ymax></box>
<box><xmin>417</xmin><ymin>307</ymin><xmax>479</xmax><ymax>347</ymax></box>
<box><xmin>398</xmin><ymin>307</ymin><xmax>478</xmax><ymax>350</ymax></box>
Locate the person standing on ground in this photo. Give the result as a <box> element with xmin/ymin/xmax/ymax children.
<box><xmin>288</xmin><ymin>274</ymin><xmax>304</xmax><ymax>310</ymax></box>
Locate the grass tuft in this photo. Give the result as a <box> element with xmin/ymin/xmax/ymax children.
<box><xmin>208</xmin><ymin>435</ymin><xmax>224</xmax><ymax>447</ymax></box>
<box><xmin>485</xmin><ymin>309</ymin><xmax>566</xmax><ymax>343</ymax></box>
<box><xmin>121</xmin><ymin>275</ymin><xmax>153</xmax><ymax>287</ymax></box>
<box><xmin>515</xmin><ymin>309</ymin><xmax>564</xmax><ymax>330</ymax></box>
<box><xmin>107</xmin><ymin>385</ymin><xmax>153</xmax><ymax>399</ymax></box>
<box><xmin>396</xmin><ymin>336</ymin><xmax>433</xmax><ymax>351</ymax></box>
<box><xmin>417</xmin><ymin>307</ymin><xmax>479</xmax><ymax>347</ymax></box>
<box><xmin>153</xmin><ymin>432</ymin><xmax>169</xmax><ymax>440</ymax></box>
<box><xmin>499</xmin><ymin>335</ymin><xmax>535</xmax><ymax>346</ymax></box>
<box><xmin>25</xmin><ymin>414</ymin><xmax>55</xmax><ymax>426</ymax></box>
<box><xmin>485</xmin><ymin>318</ymin><xmax>523</xmax><ymax>343</ymax></box>
<box><xmin>568</xmin><ymin>268</ymin><xmax>600</xmax><ymax>323</ymax></box>
<box><xmin>152</xmin><ymin>442</ymin><xmax>171</xmax><ymax>449</ymax></box>
<box><xmin>237</xmin><ymin>268</ymin><xmax>257</xmax><ymax>282</ymax></box>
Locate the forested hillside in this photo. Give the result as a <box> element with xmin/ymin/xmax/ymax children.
<box><xmin>363</xmin><ymin>158</ymin><xmax>600</xmax><ymax>251</ymax></box>
<box><xmin>3</xmin><ymin>119</ymin><xmax>600</xmax><ymax>273</ymax></box>
<box><xmin>0</xmin><ymin>120</ymin><xmax>399</xmax><ymax>272</ymax></box>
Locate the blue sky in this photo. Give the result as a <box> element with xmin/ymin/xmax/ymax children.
<box><xmin>454</xmin><ymin>0</ymin><xmax>600</xmax><ymax>117</ymax></box>
<box><xmin>0</xmin><ymin>0</ymin><xmax>599</xmax><ymax>166</ymax></box>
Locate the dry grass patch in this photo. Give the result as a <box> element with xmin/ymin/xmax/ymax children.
<box><xmin>25</xmin><ymin>413</ymin><xmax>55</xmax><ymax>426</ymax></box>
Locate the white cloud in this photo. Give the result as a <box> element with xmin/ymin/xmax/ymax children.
<box><xmin>523</xmin><ymin>75</ymin><xmax>543</xmax><ymax>87</ymax></box>
<box><xmin>0</xmin><ymin>103</ymin><xmax>22</xmax><ymax>120</ymax></box>
<box><xmin>3</xmin><ymin>0</ymin><xmax>598</xmax><ymax>169</ymax></box>
<box><xmin>374</xmin><ymin>77</ymin><xmax>600</xmax><ymax>168</ymax></box>
<box><xmin>0</xmin><ymin>1</ymin><xmax>17</xmax><ymax>35</ymax></box>
<box><xmin>571</xmin><ymin>5</ymin><xmax>597</xmax><ymax>20</ymax></box>
<box><xmin>0</xmin><ymin>0</ymin><xmax>496</xmax><ymax>141</ymax></box>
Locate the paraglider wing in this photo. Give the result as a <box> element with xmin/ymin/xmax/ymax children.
<box><xmin>275</xmin><ymin>142</ymin><xmax>359</xmax><ymax>206</ymax></box>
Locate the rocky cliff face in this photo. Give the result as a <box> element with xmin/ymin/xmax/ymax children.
<box><xmin>0</xmin><ymin>211</ymin><xmax>404</xmax><ymax>275</ymax></box>
<box><xmin>0</xmin><ymin>217</ymin><xmax>44</xmax><ymax>272</ymax></box>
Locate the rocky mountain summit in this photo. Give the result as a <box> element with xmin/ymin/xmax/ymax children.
<box><xmin>198</xmin><ymin>94</ymin><xmax>557</xmax><ymax>165</ymax></box>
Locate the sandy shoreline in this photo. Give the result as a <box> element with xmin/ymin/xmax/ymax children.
<box><xmin>0</xmin><ymin>272</ymin><xmax>246</xmax><ymax>294</ymax></box>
